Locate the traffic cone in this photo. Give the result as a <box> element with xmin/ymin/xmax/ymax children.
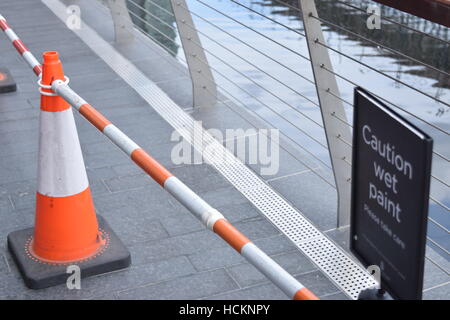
<box><xmin>0</xmin><ymin>67</ymin><xmax>16</xmax><ymax>93</ymax></box>
<box><xmin>7</xmin><ymin>51</ymin><xmax>131</xmax><ymax>289</ymax></box>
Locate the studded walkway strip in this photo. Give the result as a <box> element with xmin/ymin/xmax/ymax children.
<box><xmin>46</xmin><ymin>0</ymin><xmax>378</xmax><ymax>299</ymax></box>
<box><xmin>0</xmin><ymin>12</ymin><xmax>319</xmax><ymax>301</ymax></box>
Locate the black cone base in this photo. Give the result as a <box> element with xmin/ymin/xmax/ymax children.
<box><xmin>7</xmin><ymin>215</ymin><xmax>131</xmax><ymax>289</ymax></box>
<box><xmin>0</xmin><ymin>68</ymin><xmax>17</xmax><ymax>93</ymax></box>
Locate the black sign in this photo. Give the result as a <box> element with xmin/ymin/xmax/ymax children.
<box><xmin>350</xmin><ymin>88</ymin><xmax>433</xmax><ymax>300</ymax></box>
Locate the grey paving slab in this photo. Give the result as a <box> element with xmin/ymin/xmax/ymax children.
<box><xmin>225</xmin><ymin>132</ymin><xmax>310</xmax><ymax>180</ymax></box>
<box><xmin>170</xmin><ymin>164</ymin><xmax>231</xmax><ymax>194</ymax></box>
<box><xmin>324</xmin><ymin>227</ymin><xmax>351</xmax><ymax>253</ymax></box>
<box><xmin>159</xmin><ymin>211</ymin><xmax>204</xmax><ymax>237</ymax></box>
<box><xmin>0</xmin><ymin>152</ymin><xmax>37</xmax><ymax>185</ymax></box>
<box><xmin>106</xmin><ymin>212</ymin><xmax>170</xmax><ymax>246</ymax></box>
<box><xmin>0</xmin><ymin>208</ymin><xmax>28</xmax><ymax>236</ymax></box>
<box><xmin>79</xmin><ymin>86</ymin><xmax>154</xmax><ymax>110</ymax></box>
<box><xmin>189</xmin><ymin>102</ymin><xmax>256</xmax><ymax>138</ymax></box>
<box><xmin>128</xmin><ymin>229</ymin><xmax>226</xmax><ymax>266</ymax></box>
<box><xmin>269</xmin><ymin>171</ymin><xmax>337</xmax><ymax>231</ymax></box>
<box><xmin>93</xmin><ymin>184</ymin><xmax>172</xmax><ymax>216</ymax></box>
<box><xmin>226</xmin><ymin>251</ymin><xmax>317</xmax><ymax>288</ymax></box>
<box><xmin>69</xmin><ymin>72</ymin><xmax>125</xmax><ymax>94</ymax></box>
<box><xmin>104</xmin><ymin>173</ymin><xmax>153</xmax><ymax>193</ymax></box>
<box><xmin>189</xmin><ymin>246</ymin><xmax>246</xmax><ymax>272</ymax></box>
<box><xmin>294</xmin><ymin>270</ymin><xmax>341</xmax><ymax>297</ymax></box>
<box><xmin>0</xmin><ymin>118</ymin><xmax>39</xmax><ymax>135</ymax></box>
<box><xmin>155</xmin><ymin>76</ymin><xmax>193</xmax><ymax>109</ymax></box>
<box><xmin>85</xmin><ymin>166</ymin><xmax>118</xmax><ymax>181</ymax></box>
<box><xmin>198</xmin><ymin>186</ymin><xmax>249</xmax><ymax>208</ymax></box>
<box><xmin>116</xmin><ymin>269</ymin><xmax>238</xmax><ymax>300</ymax></box>
<box><xmin>215</xmin><ymin>202</ymin><xmax>261</xmax><ymax>224</ymax></box>
<box><xmin>0</xmin><ymin>255</ymin><xmax>196</xmax><ymax>299</ymax></box>
<box><xmin>132</xmin><ymin>57</ymin><xmax>190</xmax><ymax>84</ymax></box>
<box><xmin>0</xmin><ymin>0</ymin><xmax>357</xmax><ymax>301</ymax></box>
<box><xmin>0</xmin><ymin>106</ymin><xmax>38</xmax><ymax>122</ymax></box>
<box><xmin>207</xmin><ymin>282</ymin><xmax>288</xmax><ymax>300</ymax></box>
<box><xmin>0</xmin><ymin>129</ymin><xmax>37</xmax><ymax>151</ymax></box>
<box><xmin>321</xmin><ymin>292</ymin><xmax>351</xmax><ymax>300</ymax></box>
<box><xmin>233</xmin><ymin>218</ymin><xmax>281</xmax><ymax>240</ymax></box>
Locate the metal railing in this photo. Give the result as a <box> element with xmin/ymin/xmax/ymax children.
<box><xmin>118</xmin><ymin>0</ymin><xmax>449</xmax><ymax>289</ymax></box>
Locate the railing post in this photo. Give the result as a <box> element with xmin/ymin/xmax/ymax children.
<box><xmin>104</xmin><ymin>0</ymin><xmax>135</xmax><ymax>43</ymax></box>
<box><xmin>170</xmin><ymin>0</ymin><xmax>217</xmax><ymax>108</ymax></box>
<box><xmin>298</xmin><ymin>0</ymin><xmax>353</xmax><ymax>227</ymax></box>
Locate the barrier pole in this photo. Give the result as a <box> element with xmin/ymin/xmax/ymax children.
<box><xmin>0</xmin><ymin>15</ymin><xmax>42</xmax><ymax>76</ymax></box>
<box><xmin>0</xmin><ymin>13</ymin><xmax>319</xmax><ymax>300</ymax></box>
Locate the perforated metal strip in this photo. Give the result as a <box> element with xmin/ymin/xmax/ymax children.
<box><xmin>43</xmin><ymin>0</ymin><xmax>377</xmax><ymax>299</ymax></box>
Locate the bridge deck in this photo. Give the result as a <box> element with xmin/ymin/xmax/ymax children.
<box><xmin>0</xmin><ymin>0</ymin><xmax>447</xmax><ymax>300</ymax></box>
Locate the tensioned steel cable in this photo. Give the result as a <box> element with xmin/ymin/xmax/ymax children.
<box><xmin>429</xmin><ymin>217</ymin><xmax>450</xmax><ymax>235</ymax></box>
<box><xmin>270</xmin><ymin>0</ymin><xmax>450</xmax><ymax>46</ymax></box>
<box><xmin>129</xmin><ymin>3</ymin><xmax>323</xmax><ymax>119</ymax></box>
<box><xmin>136</xmin><ymin>0</ymin><xmax>450</xmax><ymax>165</ymax></box>
<box><xmin>142</xmin><ymin>25</ymin><xmax>450</xmax><ymax>267</ymax></box>
<box><xmin>129</xmin><ymin>11</ymin><xmax>332</xmax><ymax>153</ymax></box>
<box><xmin>175</xmin><ymin>0</ymin><xmax>358</xmax><ymax>110</ymax></box>
<box><xmin>202</xmin><ymin>85</ymin><xmax>337</xmax><ymax>188</ymax></box>
<box><xmin>310</xmin><ymin>14</ymin><xmax>450</xmax><ymax>78</ymax></box>
<box><xmin>141</xmin><ymin>0</ymin><xmax>353</xmax><ymax>113</ymax></box>
<box><xmin>190</xmin><ymin>0</ymin><xmax>450</xmax><ymax>137</ymax></box>
<box><xmin>132</xmin><ymin>23</ymin><xmax>336</xmax><ymax>177</ymax></box>
<box><xmin>226</xmin><ymin>2</ymin><xmax>450</xmax><ymax>205</ymax></box>
<box><xmin>222</xmin><ymin>1</ymin><xmax>450</xmax><ymax>163</ymax></box>
<box><xmin>132</xmin><ymin>23</ymin><xmax>336</xmax><ymax>188</ymax></box>
<box><xmin>195</xmin><ymin>0</ymin><xmax>311</xmax><ymax>62</ymax></box>
<box><xmin>133</xmin><ymin>16</ymin><xmax>450</xmax><ymax>274</ymax></box>
<box><xmin>129</xmin><ymin>0</ymin><xmax>320</xmax><ymax>108</ymax></box>
<box><xmin>342</xmin><ymin>158</ymin><xmax>450</xmax><ymax>212</ymax></box>
<box><xmin>324</xmin><ymin>63</ymin><xmax>450</xmax><ymax>136</ymax></box>
<box><xmin>316</xmin><ymin>37</ymin><xmax>450</xmax><ymax>109</ymax></box>
<box><xmin>228</xmin><ymin>0</ymin><xmax>450</xmax><ymax>110</ymax></box>
<box><xmin>430</xmin><ymin>196</ymin><xmax>450</xmax><ymax>212</ymax></box>
<box><xmin>164</xmin><ymin>0</ymin><xmax>317</xmax><ymax>86</ymax></box>
<box><xmin>229</xmin><ymin>0</ymin><xmax>306</xmax><ymax>39</ymax></box>
<box><xmin>337</xmin><ymin>134</ymin><xmax>450</xmax><ymax>188</ymax></box>
<box><xmin>330</xmin><ymin>0</ymin><xmax>450</xmax><ymax>45</ymax></box>
<box><xmin>321</xmin><ymin>62</ymin><xmax>450</xmax><ymax>141</ymax></box>
<box><xmin>142</xmin><ymin>0</ymin><xmax>449</xmax><ymax>138</ymax></box>
<box><xmin>335</xmin><ymin>141</ymin><xmax>450</xmax><ymax>205</ymax></box>
<box><xmin>427</xmin><ymin>237</ymin><xmax>450</xmax><ymax>256</ymax></box>
<box><xmin>133</xmin><ymin>0</ymin><xmax>315</xmax><ymax>89</ymax></box>
<box><xmin>133</xmin><ymin>3</ymin><xmax>449</xmax><ymax>188</ymax></box>
<box><xmin>202</xmin><ymin>81</ymin><xmax>337</xmax><ymax>188</ymax></box>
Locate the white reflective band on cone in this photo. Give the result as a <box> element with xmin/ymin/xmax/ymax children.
<box><xmin>241</xmin><ymin>242</ymin><xmax>304</xmax><ymax>298</ymax></box>
<box><xmin>164</xmin><ymin>176</ymin><xmax>224</xmax><ymax>229</ymax></box>
<box><xmin>38</xmin><ymin>108</ymin><xmax>89</xmax><ymax>197</ymax></box>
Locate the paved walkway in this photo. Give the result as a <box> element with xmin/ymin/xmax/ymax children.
<box><xmin>0</xmin><ymin>0</ymin><xmax>447</xmax><ymax>299</ymax></box>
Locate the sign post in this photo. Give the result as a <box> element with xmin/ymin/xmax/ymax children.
<box><xmin>351</xmin><ymin>87</ymin><xmax>433</xmax><ymax>300</ymax></box>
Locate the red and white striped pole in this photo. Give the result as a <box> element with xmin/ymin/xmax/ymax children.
<box><xmin>0</xmin><ymin>13</ymin><xmax>319</xmax><ymax>300</ymax></box>
<box><xmin>52</xmin><ymin>81</ymin><xmax>318</xmax><ymax>300</ymax></box>
<box><xmin>0</xmin><ymin>15</ymin><xmax>42</xmax><ymax>76</ymax></box>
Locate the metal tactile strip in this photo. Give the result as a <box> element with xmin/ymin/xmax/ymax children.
<box><xmin>44</xmin><ymin>0</ymin><xmax>376</xmax><ymax>299</ymax></box>
<box><xmin>299</xmin><ymin>237</ymin><xmax>377</xmax><ymax>298</ymax></box>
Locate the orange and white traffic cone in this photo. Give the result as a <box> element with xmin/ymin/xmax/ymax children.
<box><xmin>7</xmin><ymin>51</ymin><xmax>130</xmax><ymax>289</ymax></box>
